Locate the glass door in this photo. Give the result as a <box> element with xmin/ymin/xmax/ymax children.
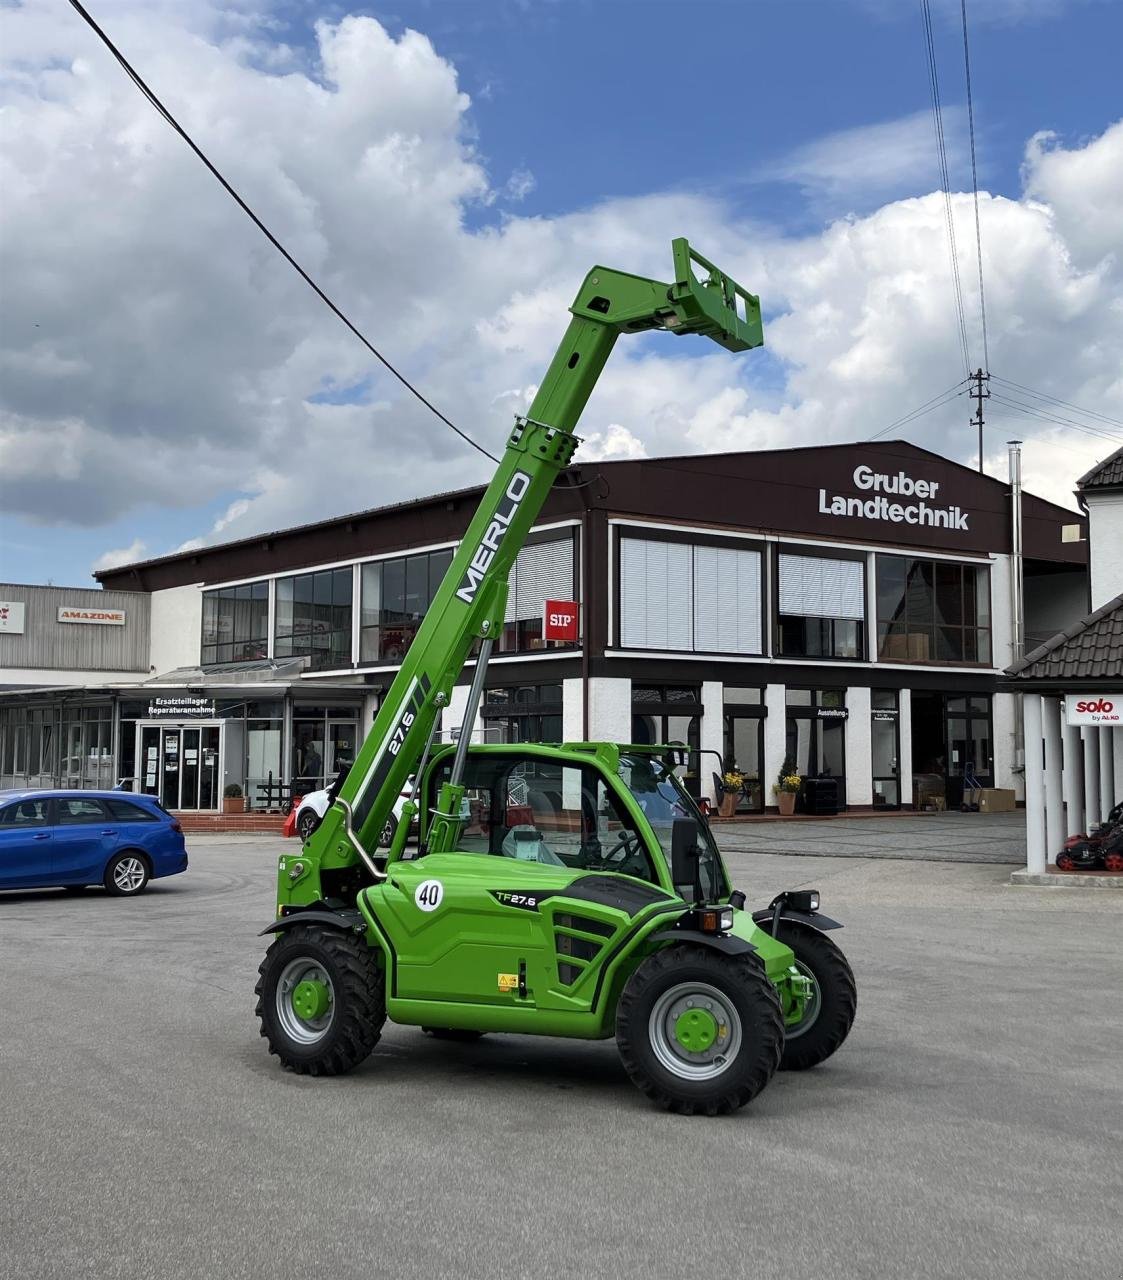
<box><xmin>723</xmin><ymin>713</ymin><xmax>764</xmax><ymax>812</ymax></box>
<box><xmin>327</xmin><ymin>721</ymin><xmax>358</xmax><ymax>781</ymax></box>
<box><xmin>136</xmin><ymin>723</ymin><xmax>222</xmax><ymax>810</ymax></box>
<box><xmin>870</xmin><ymin>691</ymin><xmax>900</xmax><ymax>808</ymax></box>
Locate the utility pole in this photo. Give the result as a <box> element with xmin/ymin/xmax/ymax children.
<box><xmin>970</xmin><ymin>367</ymin><xmax>990</xmax><ymax>472</ymax></box>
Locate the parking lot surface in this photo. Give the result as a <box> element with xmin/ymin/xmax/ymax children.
<box><xmin>717</xmin><ymin>810</ymin><xmax>1025</xmax><ymax>864</ymax></box>
<box><xmin>1</xmin><ymin>833</ymin><xmax>1119</xmax><ymax>1280</ymax></box>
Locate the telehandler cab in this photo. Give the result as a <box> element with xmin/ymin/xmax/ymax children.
<box><xmin>257</xmin><ymin>239</ymin><xmax>856</xmax><ymax>1114</ymax></box>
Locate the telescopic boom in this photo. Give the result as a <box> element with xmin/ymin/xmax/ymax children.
<box><xmin>307</xmin><ymin>238</ymin><xmax>763</xmax><ymax>879</ymax></box>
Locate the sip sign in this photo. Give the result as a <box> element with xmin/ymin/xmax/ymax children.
<box><xmin>542</xmin><ymin>600</ymin><xmax>579</xmax><ymax>643</ymax></box>
<box><xmin>1064</xmin><ymin>695</ymin><xmax>1122</xmax><ymax>726</ymax></box>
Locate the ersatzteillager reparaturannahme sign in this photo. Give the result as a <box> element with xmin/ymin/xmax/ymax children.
<box><xmin>819</xmin><ymin>465</ymin><xmax>969</xmax><ymax>531</ymax></box>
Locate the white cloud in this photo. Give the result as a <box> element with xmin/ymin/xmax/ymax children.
<box><xmin>1</xmin><ymin>2</ymin><xmax>1120</xmax><ymax>572</ymax></box>
<box><xmin>758</xmin><ymin>110</ymin><xmax>966</xmax><ymax>209</ymax></box>
<box><xmin>91</xmin><ymin>539</ymin><xmax>147</xmax><ymax>573</ymax></box>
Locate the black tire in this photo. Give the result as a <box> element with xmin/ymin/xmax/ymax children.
<box><xmin>255</xmin><ymin>924</ymin><xmax>384</xmax><ymax>1076</ymax></box>
<box><xmin>103</xmin><ymin>851</ymin><xmax>150</xmax><ymax>896</ymax></box>
<box><xmin>297</xmin><ymin>809</ymin><xmax>320</xmax><ymax>842</ymax></box>
<box><xmin>775</xmin><ymin>921</ymin><xmax>856</xmax><ymax>1071</ymax></box>
<box><xmin>379</xmin><ymin>815</ymin><xmax>397</xmax><ymax>848</ymax></box>
<box><xmin>616</xmin><ymin>944</ymin><xmax>784</xmax><ymax>1116</ymax></box>
<box><xmin>421</xmin><ymin>1027</ymin><xmax>485</xmax><ymax>1041</ymax></box>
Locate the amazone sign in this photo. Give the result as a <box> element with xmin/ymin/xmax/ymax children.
<box><xmin>1064</xmin><ymin>695</ymin><xmax>1122</xmax><ymax>726</ymax></box>
<box><xmin>818</xmin><ymin>465</ymin><xmax>969</xmax><ymax>532</ymax></box>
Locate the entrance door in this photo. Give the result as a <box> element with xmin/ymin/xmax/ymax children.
<box><xmin>136</xmin><ymin>723</ymin><xmax>221</xmax><ymax>810</ymax></box>
<box><xmin>327</xmin><ymin>721</ymin><xmax>358</xmax><ymax>780</ymax></box>
<box><xmin>871</xmin><ymin>712</ymin><xmax>900</xmax><ymax>807</ymax></box>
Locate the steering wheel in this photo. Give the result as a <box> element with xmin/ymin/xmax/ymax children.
<box><xmin>588</xmin><ymin>829</ymin><xmax>647</xmax><ymax>877</ymax></box>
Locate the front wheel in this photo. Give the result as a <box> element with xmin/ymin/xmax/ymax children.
<box><xmin>775</xmin><ymin>921</ymin><xmax>856</xmax><ymax>1071</ymax></box>
<box><xmin>616</xmin><ymin>944</ymin><xmax>783</xmax><ymax>1116</ymax></box>
<box><xmin>255</xmin><ymin>924</ymin><xmax>385</xmax><ymax>1075</ymax></box>
<box><xmin>297</xmin><ymin>809</ymin><xmax>320</xmax><ymax>842</ymax></box>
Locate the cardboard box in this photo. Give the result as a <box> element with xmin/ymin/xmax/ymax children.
<box><xmin>978</xmin><ymin>788</ymin><xmax>1016</xmax><ymax>813</ymax></box>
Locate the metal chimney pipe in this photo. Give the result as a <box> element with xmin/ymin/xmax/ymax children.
<box><xmin>1008</xmin><ymin>441</ymin><xmax>1024</xmax><ymax>664</ymax></box>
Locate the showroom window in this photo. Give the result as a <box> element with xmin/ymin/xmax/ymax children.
<box><xmin>776</xmin><ymin>552</ymin><xmax>865</xmax><ymax>659</ymax></box>
<box><xmin>275</xmin><ymin>568</ymin><xmax>353</xmax><ymax>671</ymax></box>
<box><xmin>499</xmin><ymin>531</ymin><xmax>578</xmax><ymax>654</ymax></box>
<box><xmin>201</xmin><ymin>581</ymin><xmax>269</xmax><ymax>665</ymax></box>
<box><xmin>876</xmin><ymin>556</ymin><xmax>991</xmax><ymax>664</ymax></box>
<box><xmin>481</xmin><ymin>685</ymin><xmax>564</xmax><ymax>744</ymax></box>
<box><xmin>360</xmin><ymin>547</ymin><xmax>454</xmax><ymax>664</ymax></box>
<box><xmin>619</xmin><ymin>536</ymin><xmax>762</xmax><ymax>654</ymax></box>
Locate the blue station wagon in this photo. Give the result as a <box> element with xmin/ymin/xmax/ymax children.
<box><xmin>0</xmin><ymin>790</ymin><xmax>189</xmax><ymax>896</ymax></box>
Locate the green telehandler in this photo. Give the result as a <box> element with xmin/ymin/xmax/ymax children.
<box><xmin>256</xmin><ymin>239</ymin><xmax>856</xmax><ymax>1114</ymax></box>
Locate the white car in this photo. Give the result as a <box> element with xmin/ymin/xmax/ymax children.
<box><xmin>295</xmin><ymin>777</ymin><xmax>415</xmax><ymax>846</ymax></box>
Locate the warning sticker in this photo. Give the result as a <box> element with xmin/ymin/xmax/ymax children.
<box><xmin>497</xmin><ymin>973</ymin><xmax>519</xmax><ymax>993</ymax></box>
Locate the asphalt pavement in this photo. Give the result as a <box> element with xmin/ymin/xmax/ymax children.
<box><xmin>0</xmin><ymin>833</ymin><xmax>1119</xmax><ymax>1280</ymax></box>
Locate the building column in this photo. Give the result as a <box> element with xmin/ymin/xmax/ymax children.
<box><xmin>700</xmin><ymin>680</ymin><xmax>724</xmax><ymax>809</ymax></box>
<box><xmin>1082</xmin><ymin>727</ymin><xmax>1101</xmax><ymax>828</ymax></box>
<box><xmin>1023</xmin><ymin>694</ymin><xmax>1046</xmax><ymax>875</ymax></box>
<box><xmin>1061</xmin><ymin>714</ymin><xmax>1085</xmax><ymax>836</ymax></box>
<box><xmin>897</xmin><ymin>687</ymin><xmax>913</xmax><ymax>807</ymax></box>
<box><xmin>586</xmin><ymin>677</ymin><xmax>631</xmax><ymax>744</ymax></box>
<box><xmin>845</xmin><ymin>686</ymin><xmax>873</xmax><ymax>806</ymax></box>
<box><xmin>1114</xmin><ymin>726</ymin><xmax>1123</xmax><ymax>815</ymax></box>
<box><xmin>1043</xmin><ymin>697</ymin><xmax>1064</xmax><ymax>859</ymax></box>
<box><xmin>562</xmin><ymin>678</ymin><xmax>584</xmax><ymax>745</ymax></box>
<box><xmin>763</xmin><ymin>683</ymin><xmax>787</xmax><ymax>810</ymax></box>
<box><xmin>1098</xmin><ymin>726</ymin><xmax>1115</xmax><ymax>818</ymax></box>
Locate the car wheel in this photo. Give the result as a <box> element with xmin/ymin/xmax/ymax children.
<box><xmin>298</xmin><ymin>809</ymin><xmax>320</xmax><ymax>842</ymax></box>
<box><xmin>104</xmin><ymin>852</ymin><xmax>150</xmax><ymax>896</ymax></box>
<box><xmin>379</xmin><ymin>815</ymin><xmax>398</xmax><ymax>848</ymax></box>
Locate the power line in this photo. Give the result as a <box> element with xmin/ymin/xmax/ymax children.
<box><xmin>921</xmin><ymin>0</ymin><xmax>972</xmax><ymax>378</ymax></box>
<box><xmin>959</xmin><ymin>0</ymin><xmax>989</xmax><ymax>373</ymax></box>
<box><xmin>65</xmin><ymin>0</ymin><xmax>500</xmax><ymax>465</ymax></box>
<box><xmin>991</xmin><ymin>375</ymin><xmax>1123</xmax><ymax>431</ymax></box>
<box><xmin>866</xmin><ymin>381</ymin><xmax>968</xmax><ymax>441</ymax></box>
<box><xmin>989</xmin><ymin>393</ymin><xmax>1123</xmax><ymax>444</ymax></box>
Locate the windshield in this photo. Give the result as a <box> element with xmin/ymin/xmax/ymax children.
<box><xmin>617</xmin><ymin>753</ymin><xmax>727</xmax><ymax>901</ymax></box>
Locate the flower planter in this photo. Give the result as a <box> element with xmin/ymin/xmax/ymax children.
<box><xmin>718</xmin><ymin>792</ymin><xmax>738</xmax><ymax>819</ymax></box>
<box><xmin>777</xmin><ymin>791</ymin><xmax>797</xmax><ymax>816</ymax></box>
<box><xmin>223</xmin><ymin>796</ymin><xmax>245</xmax><ymax>815</ymax></box>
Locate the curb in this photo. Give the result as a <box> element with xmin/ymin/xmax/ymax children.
<box><xmin>1009</xmin><ymin>869</ymin><xmax>1123</xmax><ymax>889</ymax></box>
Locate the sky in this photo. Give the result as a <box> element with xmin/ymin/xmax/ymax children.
<box><xmin>1</xmin><ymin>0</ymin><xmax>1121</xmax><ymax>586</ymax></box>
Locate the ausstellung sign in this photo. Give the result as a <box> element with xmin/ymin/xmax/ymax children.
<box><xmin>147</xmin><ymin>696</ymin><xmax>216</xmax><ymax>719</ymax></box>
<box><xmin>818</xmin><ymin>465</ymin><xmax>970</xmax><ymax>532</ymax></box>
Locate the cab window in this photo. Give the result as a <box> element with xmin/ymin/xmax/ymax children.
<box><xmin>427</xmin><ymin>754</ymin><xmax>656</xmax><ymax>882</ymax></box>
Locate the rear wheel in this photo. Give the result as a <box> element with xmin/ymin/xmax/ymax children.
<box><xmin>775</xmin><ymin>921</ymin><xmax>856</xmax><ymax>1071</ymax></box>
<box><xmin>104</xmin><ymin>852</ymin><xmax>149</xmax><ymax>896</ymax></box>
<box><xmin>256</xmin><ymin>924</ymin><xmax>384</xmax><ymax>1075</ymax></box>
<box><xmin>616</xmin><ymin>944</ymin><xmax>783</xmax><ymax>1116</ymax></box>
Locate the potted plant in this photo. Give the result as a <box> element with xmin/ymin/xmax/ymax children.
<box><xmin>772</xmin><ymin>758</ymin><xmax>801</xmax><ymax>816</ymax></box>
<box><xmin>718</xmin><ymin>768</ymin><xmax>745</xmax><ymax>818</ymax></box>
<box><xmin>223</xmin><ymin>783</ymin><xmax>245</xmax><ymax>815</ymax></box>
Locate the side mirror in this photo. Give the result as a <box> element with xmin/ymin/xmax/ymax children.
<box><xmin>670</xmin><ymin>817</ymin><xmax>700</xmax><ymax>896</ymax></box>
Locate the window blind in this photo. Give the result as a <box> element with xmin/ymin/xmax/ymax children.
<box><xmin>505</xmin><ymin>536</ymin><xmax>575</xmax><ymax>622</ymax></box>
<box><xmin>693</xmin><ymin>545</ymin><xmax>762</xmax><ymax>653</ymax></box>
<box><xmin>620</xmin><ymin>538</ymin><xmax>693</xmax><ymax>650</ymax></box>
<box><xmin>778</xmin><ymin>553</ymin><xmax>864</xmax><ymax>620</ymax></box>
